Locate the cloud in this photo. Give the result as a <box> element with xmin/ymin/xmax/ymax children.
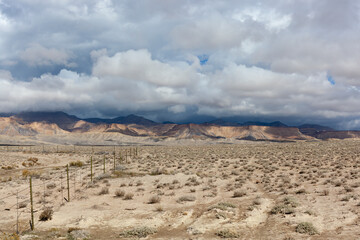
<box><xmin>20</xmin><ymin>44</ymin><xmax>75</xmax><ymax>67</ymax></box>
<box><xmin>1</xmin><ymin>49</ymin><xmax>360</xmax><ymax>126</ymax></box>
<box><xmin>168</xmin><ymin>105</ymin><xmax>186</xmax><ymax>114</ymax></box>
<box><xmin>92</xmin><ymin>49</ymin><xmax>198</xmax><ymax>87</ymax></box>
<box><xmin>0</xmin><ymin>1</ymin><xmax>360</xmax><ymax>128</ymax></box>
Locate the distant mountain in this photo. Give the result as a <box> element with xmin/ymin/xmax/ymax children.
<box><xmin>0</xmin><ymin>113</ymin><xmax>12</xmax><ymax>117</ymax></box>
<box><xmin>162</xmin><ymin>121</ymin><xmax>175</xmax><ymax>124</ymax></box>
<box><xmin>1</xmin><ymin>111</ymin><xmax>360</xmax><ymax>143</ymax></box>
<box><xmin>298</xmin><ymin>124</ymin><xmax>334</xmax><ymax>137</ymax></box>
<box><xmin>298</xmin><ymin>124</ymin><xmax>334</xmax><ymax>131</ymax></box>
<box><xmin>14</xmin><ymin>111</ymin><xmax>80</xmax><ymax>130</ymax></box>
<box><xmin>204</xmin><ymin>119</ymin><xmax>240</xmax><ymax>126</ymax></box>
<box><xmin>112</xmin><ymin>114</ymin><xmax>158</xmax><ymax>126</ymax></box>
<box><xmin>241</xmin><ymin>121</ymin><xmax>288</xmax><ymax>127</ymax></box>
<box><xmin>86</xmin><ymin>114</ymin><xmax>158</xmax><ymax>126</ymax></box>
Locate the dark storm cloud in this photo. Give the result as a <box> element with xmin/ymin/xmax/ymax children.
<box><xmin>1</xmin><ymin>0</ymin><xmax>360</xmax><ymax>129</ymax></box>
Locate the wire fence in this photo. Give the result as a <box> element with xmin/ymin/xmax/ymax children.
<box><xmin>0</xmin><ymin>144</ymin><xmax>139</xmax><ymax>155</ymax></box>
<box><xmin>0</xmin><ymin>145</ymin><xmax>139</xmax><ymax>235</ymax></box>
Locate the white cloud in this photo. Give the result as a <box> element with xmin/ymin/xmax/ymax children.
<box><xmin>1</xmin><ymin>1</ymin><xmax>360</xmax><ymax>128</ymax></box>
<box><xmin>0</xmin><ymin>69</ymin><xmax>13</xmax><ymax>80</ymax></box>
<box><xmin>20</xmin><ymin>44</ymin><xmax>74</xmax><ymax>67</ymax></box>
<box><xmin>232</xmin><ymin>8</ymin><xmax>292</xmax><ymax>32</ymax></box>
<box><xmin>168</xmin><ymin>105</ymin><xmax>186</xmax><ymax>114</ymax></box>
<box><xmin>92</xmin><ymin>49</ymin><xmax>197</xmax><ymax>87</ymax></box>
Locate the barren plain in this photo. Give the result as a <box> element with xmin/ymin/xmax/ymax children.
<box><xmin>1</xmin><ymin>140</ymin><xmax>360</xmax><ymax>239</ymax></box>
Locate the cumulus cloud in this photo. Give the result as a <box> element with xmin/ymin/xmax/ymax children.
<box><xmin>1</xmin><ymin>0</ymin><xmax>360</xmax><ymax>128</ymax></box>
<box><xmin>92</xmin><ymin>49</ymin><xmax>198</xmax><ymax>87</ymax></box>
<box><xmin>20</xmin><ymin>44</ymin><xmax>74</xmax><ymax>67</ymax></box>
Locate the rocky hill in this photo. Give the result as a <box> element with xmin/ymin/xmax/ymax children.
<box><xmin>0</xmin><ymin>111</ymin><xmax>358</xmax><ymax>145</ymax></box>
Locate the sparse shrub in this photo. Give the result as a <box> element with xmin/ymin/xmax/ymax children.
<box><xmin>177</xmin><ymin>195</ymin><xmax>196</xmax><ymax>203</ymax></box>
<box><xmin>150</xmin><ymin>168</ymin><xmax>167</xmax><ymax>176</ymax></box>
<box><xmin>115</xmin><ymin>189</ymin><xmax>125</xmax><ymax>198</ymax></box>
<box><xmin>283</xmin><ymin>236</ymin><xmax>295</xmax><ymax>240</ymax></box>
<box><xmin>295</xmin><ymin>188</ymin><xmax>306</xmax><ymax>194</ymax></box>
<box><xmin>19</xmin><ymin>202</ymin><xmax>27</xmax><ymax>208</ymax></box>
<box><xmin>39</xmin><ymin>208</ymin><xmax>53</xmax><ymax>221</ymax></box>
<box><xmin>209</xmin><ymin>202</ymin><xmax>236</xmax><ymax>211</ymax></box>
<box><xmin>215</xmin><ymin>212</ymin><xmax>227</xmax><ymax>219</ymax></box>
<box><xmin>124</xmin><ymin>193</ymin><xmax>134</xmax><ymax>200</ymax></box>
<box><xmin>98</xmin><ymin>187</ymin><xmax>109</xmax><ymax>195</ymax></box>
<box><xmin>69</xmin><ymin>160</ymin><xmax>84</xmax><ymax>167</ymax></box>
<box><xmin>253</xmin><ymin>197</ymin><xmax>262</xmax><ymax>205</ymax></box>
<box><xmin>341</xmin><ymin>195</ymin><xmax>351</xmax><ymax>202</ymax></box>
<box><xmin>1</xmin><ymin>233</ymin><xmax>19</xmax><ymax>240</ymax></box>
<box><xmin>321</xmin><ymin>189</ymin><xmax>329</xmax><ymax>196</ymax></box>
<box><xmin>215</xmin><ymin>229</ymin><xmax>240</xmax><ymax>238</ymax></box>
<box><xmin>119</xmin><ymin>227</ymin><xmax>156</xmax><ymax>238</ymax></box>
<box><xmin>232</xmin><ymin>190</ymin><xmax>246</xmax><ymax>198</ymax></box>
<box><xmin>22</xmin><ymin>170</ymin><xmax>31</xmax><ymax>177</ymax></box>
<box><xmin>271</xmin><ymin>196</ymin><xmax>299</xmax><ymax>215</ymax></box>
<box><xmin>283</xmin><ymin>196</ymin><xmax>299</xmax><ymax>207</ymax></box>
<box><xmin>270</xmin><ymin>204</ymin><xmax>295</xmax><ymax>215</ymax></box>
<box><xmin>148</xmin><ymin>196</ymin><xmax>161</xmax><ymax>204</ymax></box>
<box><xmin>295</xmin><ymin>222</ymin><xmax>318</xmax><ymax>235</ymax></box>
<box><xmin>155</xmin><ymin>206</ymin><xmax>164</xmax><ymax>212</ymax></box>
<box><xmin>47</xmin><ymin>183</ymin><xmax>56</xmax><ymax>189</ymax></box>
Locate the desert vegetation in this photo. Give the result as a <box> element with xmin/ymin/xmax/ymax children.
<box><xmin>0</xmin><ymin>140</ymin><xmax>360</xmax><ymax>239</ymax></box>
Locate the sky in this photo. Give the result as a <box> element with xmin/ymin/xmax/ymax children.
<box><xmin>0</xmin><ymin>0</ymin><xmax>360</xmax><ymax>129</ymax></box>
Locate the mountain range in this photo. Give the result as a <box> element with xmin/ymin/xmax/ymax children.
<box><xmin>0</xmin><ymin>111</ymin><xmax>359</xmax><ymax>145</ymax></box>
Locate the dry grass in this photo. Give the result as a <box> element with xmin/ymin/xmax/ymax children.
<box><xmin>1</xmin><ymin>141</ymin><xmax>360</xmax><ymax>239</ymax></box>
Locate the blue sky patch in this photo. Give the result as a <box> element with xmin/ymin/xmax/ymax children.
<box><xmin>327</xmin><ymin>73</ymin><xmax>335</xmax><ymax>85</ymax></box>
<box><xmin>198</xmin><ymin>55</ymin><xmax>209</xmax><ymax>65</ymax></box>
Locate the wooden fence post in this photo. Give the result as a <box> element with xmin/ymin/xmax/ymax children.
<box><xmin>29</xmin><ymin>176</ymin><xmax>34</xmax><ymax>231</ymax></box>
<box><xmin>67</xmin><ymin>164</ymin><xmax>70</xmax><ymax>202</ymax></box>
<box><xmin>91</xmin><ymin>156</ymin><xmax>93</xmax><ymax>182</ymax></box>
<box><xmin>103</xmin><ymin>155</ymin><xmax>106</xmax><ymax>173</ymax></box>
<box><xmin>113</xmin><ymin>151</ymin><xmax>116</xmax><ymax>171</ymax></box>
<box><xmin>16</xmin><ymin>190</ymin><xmax>19</xmax><ymax>234</ymax></box>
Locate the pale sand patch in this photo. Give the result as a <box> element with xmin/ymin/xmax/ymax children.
<box><xmin>241</xmin><ymin>197</ymin><xmax>273</xmax><ymax>227</ymax></box>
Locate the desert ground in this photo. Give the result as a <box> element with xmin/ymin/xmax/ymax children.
<box><xmin>1</xmin><ymin>140</ymin><xmax>360</xmax><ymax>239</ymax></box>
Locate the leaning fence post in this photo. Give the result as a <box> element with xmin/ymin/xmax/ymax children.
<box><xmin>29</xmin><ymin>176</ymin><xmax>34</xmax><ymax>231</ymax></box>
<box><xmin>67</xmin><ymin>164</ymin><xmax>70</xmax><ymax>202</ymax></box>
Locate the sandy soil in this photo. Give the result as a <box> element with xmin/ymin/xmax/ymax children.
<box><xmin>1</xmin><ymin>140</ymin><xmax>360</xmax><ymax>239</ymax></box>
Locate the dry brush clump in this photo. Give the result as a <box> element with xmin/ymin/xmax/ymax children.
<box><xmin>209</xmin><ymin>202</ymin><xmax>236</xmax><ymax>211</ymax></box>
<box><xmin>39</xmin><ymin>208</ymin><xmax>53</xmax><ymax>221</ymax></box>
<box><xmin>177</xmin><ymin>195</ymin><xmax>196</xmax><ymax>203</ymax></box>
<box><xmin>232</xmin><ymin>190</ymin><xmax>246</xmax><ymax>198</ymax></box>
<box><xmin>98</xmin><ymin>187</ymin><xmax>109</xmax><ymax>195</ymax></box>
<box><xmin>148</xmin><ymin>195</ymin><xmax>161</xmax><ymax>204</ymax></box>
<box><xmin>215</xmin><ymin>229</ymin><xmax>240</xmax><ymax>238</ymax></box>
<box><xmin>270</xmin><ymin>196</ymin><xmax>299</xmax><ymax>215</ymax></box>
<box><xmin>295</xmin><ymin>222</ymin><xmax>318</xmax><ymax>235</ymax></box>
<box><xmin>119</xmin><ymin>226</ymin><xmax>157</xmax><ymax>238</ymax></box>
<box><xmin>69</xmin><ymin>160</ymin><xmax>84</xmax><ymax>167</ymax></box>
<box><xmin>124</xmin><ymin>193</ymin><xmax>134</xmax><ymax>200</ymax></box>
<box><xmin>114</xmin><ymin>189</ymin><xmax>125</xmax><ymax>198</ymax></box>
